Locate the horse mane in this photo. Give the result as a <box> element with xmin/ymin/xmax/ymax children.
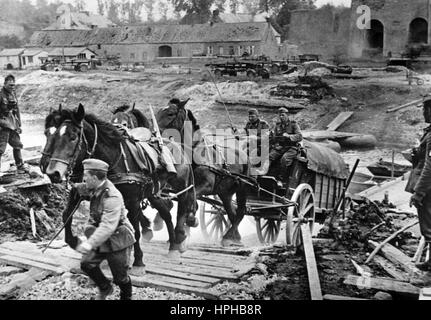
<box><xmin>186</xmin><ymin>109</ymin><xmax>200</xmax><ymax>132</ymax></box>
<box><xmin>131</xmin><ymin>109</ymin><xmax>150</xmax><ymax>129</ymax></box>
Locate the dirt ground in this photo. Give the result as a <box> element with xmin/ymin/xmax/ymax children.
<box><xmin>0</xmin><ymin>64</ymin><xmax>429</xmax><ymax>300</ymax></box>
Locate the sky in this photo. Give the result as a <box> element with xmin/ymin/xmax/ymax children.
<box><xmin>46</xmin><ymin>0</ymin><xmax>353</xmax><ymax>16</ymax></box>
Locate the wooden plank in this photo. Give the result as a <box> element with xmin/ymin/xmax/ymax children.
<box><xmin>323</xmin><ymin>294</ymin><xmax>369</xmax><ymax>300</ymax></box>
<box><xmin>419</xmin><ymin>288</ymin><xmax>431</xmax><ymax>300</ymax></box>
<box><xmin>373</xmin><ymin>256</ymin><xmax>410</xmax><ymax>282</ymax></box>
<box><xmin>368</xmin><ymin>240</ymin><xmax>424</xmax><ymax>277</ymax></box>
<box><xmin>301</xmin><ymin>224</ymin><xmax>323</xmax><ymax>300</ymax></box>
<box><xmin>326</xmin><ymin>112</ymin><xmax>353</xmax><ymax>131</ymax></box>
<box><xmin>303</xmin><ymin>130</ymin><xmax>361</xmax><ymax>141</ymax></box>
<box><xmin>0</xmin><ymin>266</ymin><xmax>23</xmax><ymax>276</ymax></box>
<box><xmin>386</xmin><ymin>99</ymin><xmax>422</xmax><ymax>113</ymax></box>
<box><xmin>0</xmin><ymin>255</ymin><xmax>65</xmax><ymax>275</ymax></box>
<box><xmin>344</xmin><ymin>275</ymin><xmax>420</xmax><ymax>296</ymax></box>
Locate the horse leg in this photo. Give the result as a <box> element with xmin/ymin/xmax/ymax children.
<box><xmin>121</xmin><ymin>186</ymin><xmax>144</xmax><ymax>267</ymax></box>
<box><xmin>63</xmin><ymin>187</ymin><xmax>81</xmax><ymax>249</ymax></box>
<box><xmin>138</xmin><ymin>210</ymin><xmax>153</xmax><ymax>242</ymax></box>
<box><xmin>232</xmin><ymin>185</ymin><xmax>247</xmax><ymax>243</ymax></box>
<box><xmin>148</xmin><ymin>197</ymin><xmax>176</xmax><ymax>252</ymax></box>
<box><xmin>218</xmin><ymin>192</ymin><xmax>240</xmax><ymax>247</ymax></box>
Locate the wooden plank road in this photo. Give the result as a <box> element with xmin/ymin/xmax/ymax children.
<box><xmin>0</xmin><ymin>240</ymin><xmax>257</xmax><ymax>299</ymax></box>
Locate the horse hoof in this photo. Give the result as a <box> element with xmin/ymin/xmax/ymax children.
<box><xmin>167</xmin><ymin>250</ymin><xmax>181</xmax><ymax>260</ymax></box>
<box><xmin>141</xmin><ymin>229</ymin><xmax>154</xmax><ymax>242</ymax></box>
<box><xmin>133</xmin><ymin>260</ymin><xmax>145</xmax><ymax>267</ymax></box>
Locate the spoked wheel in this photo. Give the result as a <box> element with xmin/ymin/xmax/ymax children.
<box><xmin>255</xmin><ymin>218</ymin><xmax>281</xmax><ymax>244</ymax></box>
<box><xmin>286</xmin><ymin>184</ymin><xmax>315</xmax><ymax>247</ymax></box>
<box><xmin>199</xmin><ymin>197</ymin><xmax>231</xmax><ymax>243</ymax></box>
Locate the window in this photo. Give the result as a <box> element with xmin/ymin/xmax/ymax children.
<box><xmin>219</xmin><ymin>47</ymin><xmax>224</xmax><ymax>55</ymax></box>
<box><xmin>238</xmin><ymin>46</ymin><xmax>243</xmax><ymax>55</ymax></box>
<box><xmin>177</xmin><ymin>48</ymin><xmax>182</xmax><ymax>57</ymax></box>
<box><xmin>229</xmin><ymin>46</ymin><xmax>235</xmax><ymax>55</ymax></box>
<box><xmin>22</xmin><ymin>57</ymin><xmax>26</xmax><ymax>65</ymax></box>
<box><xmin>130</xmin><ymin>53</ymin><xmax>135</xmax><ymax>59</ymax></box>
<box><xmin>207</xmin><ymin>46</ymin><xmax>214</xmax><ymax>56</ymax></box>
<box><xmin>97</xmin><ymin>44</ymin><xmax>101</xmax><ymax>50</ymax></box>
<box><xmin>28</xmin><ymin>56</ymin><xmax>33</xmax><ymax>64</ymax></box>
<box><xmin>78</xmin><ymin>53</ymin><xmax>86</xmax><ymax>59</ymax></box>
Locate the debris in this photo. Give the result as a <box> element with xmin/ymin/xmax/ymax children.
<box><xmin>386</xmin><ymin>99</ymin><xmax>423</xmax><ymax>113</ymax></box>
<box><xmin>413</xmin><ymin>236</ymin><xmax>426</xmax><ymax>264</ymax></box>
<box><xmin>270</xmin><ymin>76</ymin><xmax>334</xmax><ymax>102</ymax></box>
<box><xmin>301</xmin><ymin>224</ymin><xmax>323</xmax><ymax>300</ymax></box>
<box><xmin>326</xmin><ymin>112</ymin><xmax>354</xmax><ymax>131</ymax></box>
<box><xmin>29</xmin><ymin>208</ymin><xmax>37</xmax><ymax>238</ymax></box>
<box><xmin>351</xmin><ymin>259</ymin><xmax>372</xmax><ymax>277</ymax></box>
<box><xmin>374</xmin><ymin>291</ymin><xmax>393</xmax><ymax>300</ymax></box>
<box><xmin>365</xmin><ymin>221</ymin><xmax>419</xmax><ymax>264</ymax></box>
<box><xmin>323</xmin><ymin>294</ymin><xmax>369</xmax><ymax>300</ymax></box>
<box><xmin>344</xmin><ymin>275</ymin><xmax>420</xmax><ymax>296</ymax></box>
<box><xmin>215</xmin><ymin>96</ymin><xmax>306</xmax><ymax>113</ymax></box>
<box><xmin>0</xmin><ymin>266</ymin><xmax>23</xmax><ymax>277</ymax></box>
<box><xmin>373</xmin><ymin>256</ymin><xmax>410</xmax><ymax>282</ymax></box>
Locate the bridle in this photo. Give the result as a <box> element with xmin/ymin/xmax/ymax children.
<box><xmin>47</xmin><ymin>119</ymin><xmax>99</xmax><ymax>179</ymax></box>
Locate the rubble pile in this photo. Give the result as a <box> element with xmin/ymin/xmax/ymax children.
<box><xmin>270</xmin><ymin>76</ymin><xmax>334</xmax><ymax>102</ymax></box>
<box><xmin>0</xmin><ymin>184</ymin><xmax>69</xmax><ymax>241</ymax></box>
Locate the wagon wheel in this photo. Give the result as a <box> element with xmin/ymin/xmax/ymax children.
<box><xmin>199</xmin><ymin>198</ymin><xmax>231</xmax><ymax>243</ymax></box>
<box><xmin>255</xmin><ymin>217</ymin><xmax>281</xmax><ymax>244</ymax></box>
<box><xmin>286</xmin><ymin>183</ymin><xmax>315</xmax><ymax>247</ymax></box>
<box><xmin>247</xmin><ymin>69</ymin><xmax>257</xmax><ymax>79</ymax></box>
<box><xmin>79</xmin><ymin>64</ymin><xmax>89</xmax><ymax>72</ymax></box>
<box><xmin>271</xmin><ymin>64</ymin><xmax>280</xmax><ymax>74</ymax></box>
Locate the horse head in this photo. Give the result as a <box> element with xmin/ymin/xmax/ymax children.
<box><xmin>156</xmin><ymin>98</ymin><xmax>192</xmax><ymax>132</ymax></box>
<box><xmin>45</xmin><ymin>103</ymin><xmax>87</xmax><ymax>183</ymax></box>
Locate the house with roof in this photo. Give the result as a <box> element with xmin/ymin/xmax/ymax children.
<box><xmin>27</xmin><ymin>21</ymin><xmax>282</xmax><ymax>64</ymax></box>
<box><xmin>0</xmin><ymin>48</ymin><xmax>24</xmax><ymax>69</ymax></box>
<box><xmin>44</xmin><ymin>4</ymin><xmax>115</xmax><ymax>31</ymax></box>
<box><xmin>21</xmin><ymin>49</ymin><xmax>49</xmax><ymax>69</ymax></box>
<box><xmin>47</xmin><ymin>47</ymin><xmax>97</xmax><ymax>62</ymax></box>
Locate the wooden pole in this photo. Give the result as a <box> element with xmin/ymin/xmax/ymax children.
<box><xmin>365</xmin><ymin>220</ymin><xmax>419</xmax><ymax>264</ymax></box>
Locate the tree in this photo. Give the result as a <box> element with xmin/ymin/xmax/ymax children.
<box><xmin>97</xmin><ymin>0</ymin><xmax>105</xmax><ymax>15</ymax></box>
<box><xmin>74</xmin><ymin>0</ymin><xmax>86</xmax><ymax>11</ymax></box>
<box><xmin>170</xmin><ymin>0</ymin><xmax>217</xmax><ymax>24</ymax></box>
<box><xmin>143</xmin><ymin>0</ymin><xmax>156</xmax><ymax>21</ymax></box>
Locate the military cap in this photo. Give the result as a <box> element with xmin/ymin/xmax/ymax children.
<box><xmin>248</xmin><ymin>108</ymin><xmax>259</xmax><ymax>116</ymax></box>
<box><xmin>278</xmin><ymin>107</ymin><xmax>289</xmax><ymax>114</ymax></box>
<box><xmin>82</xmin><ymin>159</ymin><xmax>109</xmax><ymax>172</ymax></box>
<box><xmin>4</xmin><ymin>74</ymin><xmax>15</xmax><ymax>83</ymax></box>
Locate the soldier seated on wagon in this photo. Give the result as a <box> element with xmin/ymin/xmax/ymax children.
<box><xmin>255</xmin><ymin>107</ymin><xmax>303</xmax><ymax>180</ymax></box>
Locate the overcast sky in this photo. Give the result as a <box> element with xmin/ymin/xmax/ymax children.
<box><xmin>47</xmin><ymin>0</ymin><xmax>352</xmax><ymax>17</ymax></box>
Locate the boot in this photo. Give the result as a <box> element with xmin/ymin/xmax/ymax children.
<box><xmin>82</xmin><ymin>266</ymin><xmax>113</xmax><ymax>300</ymax></box>
<box><xmin>13</xmin><ymin>149</ymin><xmax>29</xmax><ymax>174</ymax></box>
<box><xmin>416</xmin><ymin>245</ymin><xmax>431</xmax><ymax>272</ymax></box>
<box><xmin>119</xmin><ymin>278</ymin><xmax>133</xmax><ymax>300</ymax></box>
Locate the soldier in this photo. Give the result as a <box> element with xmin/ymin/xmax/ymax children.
<box><xmin>256</xmin><ymin>107</ymin><xmax>302</xmax><ymax>177</ymax></box>
<box><xmin>244</xmin><ymin>108</ymin><xmax>270</xmax><ymax>171</ymax></box>
<box><xmin>74</xmin><ymin>159</ymin><xmax>136</xmax><ymax>300</ymax></box>
<box><xmin>408</xmin><ymin>98</ymin><xmax>431</xmax><ymax>271</ymax></box>
<box><xmin>0</xmin><ymin>74</ymin><xmax>29</xmax><ymax>173</ymax></box>
<box><xmin>244</xmin><ymin>108</ymin><xmax>269</xmax><ymax>138</ymax></box>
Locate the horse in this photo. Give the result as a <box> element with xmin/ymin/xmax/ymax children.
<box><xmin>111</xmin><ymin>103</ymin><xmax>150</xmax><ymax>129</ymax></box>
<box><xmin>156</xmin><ymin>98</ymin><xmax>249</xmax><ymax>246</ymax></box>
<box><xmin>41</xmin><ymin>104</ymin><xmax>197</xmax><ymax>264</ymax></box>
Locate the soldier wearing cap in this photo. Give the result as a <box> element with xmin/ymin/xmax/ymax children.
<box><xmin>0</xmin><ymin>74</ymin><xmax>29</xmax><ymax>174</ymax></box>
<box><xmin>407</xmin><ymin>97</ymin><xmax>431</xmax><ymax>271</ymax></box>
<box><xmin>256</xmin><ymin>107</ymin><xmax>302</xmax><ymax>176</ymax></box>
<box><xmin>74</xmin><ymin>159</ymin><xmax>136</xmax><ymax>300</ymax></box>
<box><xmin>244</xmin><ymin>108</ymin><xmax>269</xmax><ymax>136</ymax></box>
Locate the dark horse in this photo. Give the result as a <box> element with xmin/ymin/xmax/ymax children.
<box><xmin>157</xmin><ymin>98</ymin><xmax>249</xmax><ymax>246</ymax></box>
<box><xmin>111</xmin><ymin>103</ymin><xmax>150</xmax><ymax>129</ymax></box>
<box><xmin>41</xmin><ymin>104</ymin><xmax>197</xmax><ymax>265</ymax></box>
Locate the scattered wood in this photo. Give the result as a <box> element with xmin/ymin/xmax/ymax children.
<box><xmin>351</xmin><ymin>259</ymin><xmax>372</xmax><ymax>277</ymax></box>
<box><xmin>0</xmin><ymin>266</ymin><xmax>23</xmax><ymax>277</ymax></box>
<box><xmin>303</xmin><ymin>130</ymin><xmax>361</xmax><ymax>141</ymax></box>
<box><xmin>326</xmin><ymin>112</ymin><xmax>354</xmax><ymax>131</ymax></box>
<box><xmin>386</xmin><ymin>99</ymin><xmax>423</xmax><ymax>113</ymax></box>
<box><xmin>301</xmin><ymin>224</ymin><xmax>323</xmax><ymax>300</ymax></box>
<box><xmin>365</xmin><ymin>221</ymin><xmax>419</xmax><ymax>264</ymax></box>
<box><xmin>0</xmin><ymin>267</ymin><xmax>52</xmax><ymax>300</ymax></box>
<box><xmin>368</xmin><ymin>240</ymin><xmax>424</xmax><ymax>276</ymax></box>
<box><xmin>344</xmin><ymin>275</ymin><xmax>420</xmax><ymax>296</ymax></box>
<box><xmin>413</xmin><ymin>236</ymin><xmax>426</xmax><ymax>264</ymax></box>
<box><xmin>373</xmin><ymin>256</ymin><xmax>410</xmax><ymax>282</ymax></box>
<box><xmin>323</xmin><ymin>294</ymin><xmax>369</xmax><ymax>300</ymax></box>
<box><xmin>215</xmin><ymin>96</ymin><xmax>306</xmax><ymax>113</ymax></box>
<box><xmin>0</xmin><ymin>254</ymin><xmax>67</xmax><ymax>275</ymax></box>
<box><xmin>419</xmin><ymin>288</ymin><xmax>431</xmax><ymax>300</ymax></box>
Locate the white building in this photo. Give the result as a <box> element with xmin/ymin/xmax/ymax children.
<box><xmin>0</xmin><ymin>48</ymin><xmax>24</xmax><ymax>69</ymax></box>
<box><xmin>21</xmin><ymin>49</ymin><xmax>49</xmax><ymax>69</ymax></box>
<box><xmin>47</xmin><ymin>47</ymin><xmax>97</xmax><ymax>61</ymax></box>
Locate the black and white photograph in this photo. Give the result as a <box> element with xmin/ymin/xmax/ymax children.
<box><xmin>0</xmin><ymin>0</ymin><xmax>429</xmax><ymax>305</ymax></box>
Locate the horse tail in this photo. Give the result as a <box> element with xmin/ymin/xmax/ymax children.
<box><xmin>131</xmin><ymin>109</ymin><xmax>151</xmax><ymax>129</ymax></box>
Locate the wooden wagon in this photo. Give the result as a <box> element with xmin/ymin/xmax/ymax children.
<box><xmin>199</xmin><ymin>140</ymin><xmax>350</xmax><ymax>246</ymax></box>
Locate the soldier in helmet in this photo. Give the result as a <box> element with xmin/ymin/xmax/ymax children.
<box><xmin>408</xmin><ymin>97</ymin><xmax>431</xmax><ymax>271</ymax></box>
<box><xmin>256</xmin><ymin>107</ymin><xmax>302</xmax><ymax>177</ymax></box>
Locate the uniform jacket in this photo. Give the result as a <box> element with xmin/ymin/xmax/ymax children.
<box><xmin>75</xmin><ymin>179</ymin><xmax>135</xmax><ymax>253</ymax></box>
<box><xmin>406</xmin><ymin>126</ymin><xmax>431</xmax><ymax>196</ymax></box>
<box><xmin>244</xmin><ymin>119</ymin><xmax>270</xmax><ymax>137</ymax></box>
<box><xmin>270</xmin><ymin>120</ymin><xmax>302</xmax><ymax>150</ymax></box>
<box><xmin>0</xmin><ymin>87</ymin><xmax>20</xmax><ymax>131</ymax></box>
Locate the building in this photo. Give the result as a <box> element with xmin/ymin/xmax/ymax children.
<box><xmin>27</xmin><ymin>22</ymin><xmax>282</xmax><ymax>64</ymax></box>
<box><xmin>47</xmin><ymin>47</ymin><xmax>97</xmax><ymax>61</ymax></box>
<box><xmin>44</xmin><ymin>4</ymin><xmax>115</xmax><ymax>31</ymax></box>
<box><xmin>0</xmin><ymin>48</ymin><xmax>24</xmax><ymax>69</ymax></box>
<box><xmin>349</xmin><ymin>0</ymin><xmax>431</xmax><ymax>59</ymax></box>
<box><xmin>21</xmin><ymin>49</ymin><xmax>49</xmax><ymax>69</ymax></box>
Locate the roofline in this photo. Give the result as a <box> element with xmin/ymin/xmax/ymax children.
<box><xmin>28</xmin><ymin>40</ymin><xmax>264</xmax><ymax>47</ymax></box>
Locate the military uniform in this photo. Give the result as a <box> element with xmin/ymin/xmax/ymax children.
<box><xmin>406</xmin><ymin>125</ymin><xmax>431</xmax><ymax>242</ymax></box>
<box><xmin>0</xmin><ymin>86</ymin><xmax>24</xmax><ymax>166</ymax></box>
<box><xmin>75</xmin><ymin>159</ymin><xmax>136</xmax><ymax>300</ymax></box>
<box><xmin>269</xmin><ymin>119</ymin><xmax>303</xmax><ymax>169</ymax></box>
<box><xmin>244</xmin><ymin>118</ymin><xmax>270</xmax><ymax>137</ymax></box>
